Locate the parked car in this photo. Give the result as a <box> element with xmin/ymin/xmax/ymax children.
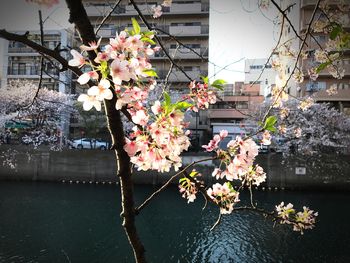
<box><xmin>258</xmin><ymin>144</ymin><xmax>269</xmax><ymax>153</ymax></box>
<box><xmin>70</xmin><ymin>138</ymin><xmax>109</xmax><ymax>150</ymax></box>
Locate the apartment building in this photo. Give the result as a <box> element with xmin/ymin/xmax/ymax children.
<box><xmin>1</xmin><ymin>30</ymin><xmax>72</xmax><ymax>93</ymax></box>
<box><xmin>280</xmin><ymin>0</ymin><xmax>350</xmax><ymax>113</ymax></box>
<box><xmin>244</xmin><ymin>58</ymin><xmax>276</xmax><ymax>98</ymax></box>
<box><xmin>208</xmin><ymin>82</ymin><xmax>264</xmax><ymax>140</ymax></box>
<box><xmin>81</xmin><ymin>0</ymin><xmax>210</xmax><ymax>145</ymax></box>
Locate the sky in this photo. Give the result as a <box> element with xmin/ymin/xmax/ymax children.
<box><xmin>209</xmin><ymin>0</ymin><xmax>278</xmax><ymax>82</ymax></box>
<box><xmin>0</xmin><ymin>0</ymin><xmax>278</xmax><ymax>83</ymax></box>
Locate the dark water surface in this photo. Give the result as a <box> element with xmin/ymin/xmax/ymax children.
<box><xmin>0</xmin><ymin>182</ymin><xmax>349</xmax><ymax>263</ymax></box>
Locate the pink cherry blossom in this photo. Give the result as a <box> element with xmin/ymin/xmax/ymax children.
<box><xmin>94</xmin><ymin>52</ymin><xmax>110</xmax><ymax>64</ymax></box>
<box><xmin>152</xmin><ymin>5</ymin><xmax>163</xmax><ymax>18</ymax></box>
<box><xmin>87</xmin><ymin>79</ymin><xmax>113</xmax><ymax>101</ymax></box>
<box><xmin>80</xmin><ymin>38</ymin><xmax>102</xmax><ymax>51</ymax></box>
<box><xmin>261</xmin><ymin>130</ymin><xmax>271</xmax><ymax>145</ymax></box>
<box><xmin>68</xmin><ymin>50</ymin><xmax>85</xmax><ymax>68</ymax></box>
<box><xmin>77</xmin><ymin>71</ymin><xmax>99</xmax><ymax>85</ymax></box>
<box><xmin>132</xmin><ymin>110</ymin><xmax>149</xmax><ymax>126</ymax></box>
<box><xmin>124</xmin><ymin>138</ymin><xmax>139</xmax><ymax>157</ymax></box>
<box><xmin>110</xmin><ymin>58</ymin><xmax>131</xmax><ymax>85</ymax></box>
<box><xmin>77</xmin><ymin>94</ymin><xmax>101</xmax><ymax>111</ymax></box>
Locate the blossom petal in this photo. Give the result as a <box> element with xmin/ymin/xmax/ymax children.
<box><xmin>78</xmin><ymin>94</ymin><xmax>88</xmax><ymax>102</ymax></box>
<box><xmin>83</xmin><ymin>101</ymin><xmax>94</xmax><ymax>111</ymax></box>
<box><xmin>99</xmin><ymin>79</ymin><xmax>111</xmax><ymax>89</ymax></box>
<box><xmin>87</xmin><ymin>86</ymin><xmax>99</xmax><ymax>96</ymax></box>
<box><xmin>77</xmin><ymin>73</ymin><xmax>90</xmax><ymax>85</ymax></box>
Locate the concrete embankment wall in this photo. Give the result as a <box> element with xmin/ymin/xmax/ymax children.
<box><xmin>0</xmin><ymin>145</ymin><xmax>349</xmax><ymax>190</ymax></box>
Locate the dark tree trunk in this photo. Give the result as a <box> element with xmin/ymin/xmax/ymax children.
<box><xmin>64</xmin><ymin>1</ymin><xmax>147</xmax><ymax>262</ymax></box>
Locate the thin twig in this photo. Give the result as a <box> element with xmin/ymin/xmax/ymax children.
<box><xmin>200</xmin><ymin>191</ymin><xmax>208</xmax><ymax>211</ymax></box>
<box><xmin>95</xmin><ymin>0</ymin><xmax>123</xmax><ymax>35</ymax></box>
<box><xmin>27</xmin><ymin>10</ymin><xmax>45</xmax><ymax>108</ymax></box>
<box><xmin>163</xmin><ymin>43</ymin><xmax>179</xmax><ymax>90</ymax></box>
<box><xmin>270</xmin><ymin>0</ymin><xmax>304</xmax><ymax>43</ymax></box>
<box><xmin>261</xmin><ymin>0</ymin><xmax>321</xmax><ymax>123</ymax></box>
<box><xmin>210</xmin><ymin>213</ymin><xmax>222</xmax><ymax>231</ymax></box>
<box><xmin>249</xmin><ymin>183</ymin><xmax>255</xmax><ymax>208</ymax></box>
<box><xmin>129</xmin><ymin>0</ymin><xmax>193</xmax><ymax>81</ymax></box>
<box><xmin>249</xmin><ymin>15</ymin><xmax>285</xmax><ymax>87</ymax></box>
<box><xmin>135</xmin><ymin>157</ymin><xmax>216</xmax><ymax>213</ymax></box>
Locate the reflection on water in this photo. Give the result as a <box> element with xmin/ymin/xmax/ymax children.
<box><xmin>0</xmin><ymin>182</ymin><xmax>350</xmax><ymax>262</ymax></box>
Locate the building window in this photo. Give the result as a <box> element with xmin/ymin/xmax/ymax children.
<box><xmin>18</xmin><ymin>63</ymin><xmax>26</xmax><ymax>75</ymax></box>
<box><xmin>249</xmin><ymin>65</ymin><xmax>264</xmax><ymax>70</ymax></box>
<box><xmin>171</xmin><ymin>22</ymin><xmax>201</xmax><ymax>26</ymax></box>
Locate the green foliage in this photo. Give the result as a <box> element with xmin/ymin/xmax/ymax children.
<box><xmin>161</xmin><ymin>92</ymin><xmax>193</xmax><ymax>114</ymax></box>
<box><xmin>98</xmin><ymin>61</ymin><xmax>109</xmax><ymax>79</ymax></box>
<box><xmin>211</xmin><ymin>79</ymin><xmax>227</xmax><ymax>90</ymax></box>
<box><xmin>339</xmin><ymin>31</ymin><xmax>350</xmax><ymax>49</ymax></box>
<box><xmin>175</xmin><ymin>101</ymin><xmax>193</xmax><ymax>111</ymax></box>
<box><xmin>200</xmin><ymin>75</ymin><xmax>209</xmax><ymax>84</ymax></box>
<box><xmin>189</xmin><ymin>170</ymin><xmax>198</xmax><ymax>177</ymax></box>
<box><xmin>330</xmin><ymin>24</ymin><xmax>342</xmax><ymax>40</ymax></box>
<box><xmin>140</xmin><ymin>36</ymin><xmax>156</xmax><ymax>45</ymax></box>
<box><xmin>143</xmin><ymin>69</ymin><xmax>158</xmax><ymax>78</ymax></box>
<box><xmin>226</xmin><ymin>182</ymin><xmax>235</xmax><ymax>192</ymax></box>
<box><xmin>263</xmin><ymin>115</ymin><xmax>277</xmax><ymax>132</ymax></box>
<box><xmin>163</xmin><ymin>92</ymin><xmax>171</xmax><ymax>107</ymax></box>
<box><xmin>131</xmin><ymin>18</ymin><xmax>141</xmax><ymax>35</ymax></box>
<box><xmin>316</xmin><ymin>61</ymin><xmax>331</xmax><ymax>73</ymax></box>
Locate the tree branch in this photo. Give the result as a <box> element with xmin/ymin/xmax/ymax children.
<box><xmin>95</xmin><ymin>0</ymin><xmax>123</xmax><ymax>35</ymax></box>
<box><xmin>262</xmin><ymin>0</ymin><xmax>321</xmax><ymax>123</ymax></box>
<box><xmin>135</xmin><ymin>156</ymin><xmax>216</xmax><ymax>214</ymax></box>
<box><xmin>270</xmin><ymin>0</ymin><xmax>304</xmax><ymax>43</ymax></box>
<box><xmin>0</xmin><ymin>29</ymin><xmax>82</xmax><ymax>76</ymax></box>
<box><xmin>249</xmin><ymin>15</ymin><xmax>285</xmax><ymax>87</ymax></box>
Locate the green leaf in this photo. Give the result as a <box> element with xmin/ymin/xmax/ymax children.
<box><xmin>211</xmin><ymin>79</ymin><xmax>227</xmax><ymax>90</ymax></box>
<box><xmin>131</xmin><ymin>18</ymin><xmax>141</xmax><ymax>35</ymax></box>
<box><xmin>266</xmin><ymin>126</ymin><xmax>277</xmax><ymax>132</ymax></box>
<box><xmin>179</xmin><ymin>177</ymin><xmax>187</xmax><ymax>183</ymax></box>
<box><xmin>189</xmin><ymin>170</ymin><xmax>198</xmax><ymax>177</ymax></box>
<box><xmin>142</xmin><ymin>31</ymin><xmax>155</xmax><ymax>37</ymax></box>
<box><xmin>316</xmin><ymin>61</ymin><xmax>330</xmax><ymax>73</ymax></box>
<box><xmin>263</xmin><ymin>115</ymin><xmax>277</xmax><ymax>132</ymax></box>
<box><xmin>175</xmin><ymin>101</ymin><xmax>193</xmax><ymax>111</ymax></box>
<box><xmin>143</xmin><ymin>69</ymin><xmax>158</xmax><ymax>78</ymax></box>
<box><xmin>330</xmin><ymin>24</ymin><xmax>342</xmax><ymax>40</ymax></box>
<box><xmin>98</xmin><ymin>61</ymin><xmax>109</xmax><ymax>79</ymax></box>
<box><xmin>141</xmin><ymin>37</ymin><xmax>156</xmax><ymax>45</ymax></box>
<box><xmin>164</xmin><ymin>92</ymin><xmax>171</xmax><ymax>107</ymax></box>
<box><xmin>200</xmin><ymin>75</ymin><xmax>209</xmax><ymax>84</ymax></box>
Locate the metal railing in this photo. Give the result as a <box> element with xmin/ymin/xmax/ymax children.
<box><xmin>8</xmin><ymin>66</ymin><xmax>59</xmax><ymax>76</ymax></box>
<box><xmin>8</xmin><ymin>47</ymin><xmax>36</xmax><ymax>53</ymax></box>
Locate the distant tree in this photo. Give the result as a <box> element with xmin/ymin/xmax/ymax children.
<box><xmin>252</xmin><ymin>98</ymin><xmax>350</xmax><ymax>154</ymax></box>
<box><xmin>0</xmin><ymin>80</ymin><xmax>74</xmax><ymax>148</ymax></box>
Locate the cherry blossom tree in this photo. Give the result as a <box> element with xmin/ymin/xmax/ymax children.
<box><xmin>0</xmin><ymin>80</ymin><xmax>74</xmax><ymax>148</ymax></box>
<box><xmin>1</xmin><ymin>0</ymin><xmax>349</xmax><ymax>262</ymax></box>
<box><xmin>252</xmin><ymin>98</ymin><xmax>350</xmax><ymax>155</ymax></box>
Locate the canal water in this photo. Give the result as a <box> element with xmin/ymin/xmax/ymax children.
<box><xmin>0</xmin><ymin>182</ymin><xmax>349</xmax><ymax>263</ymax></box>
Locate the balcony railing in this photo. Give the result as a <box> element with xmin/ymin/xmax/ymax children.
<box><xmin>153</xmin><ymin>47</ymin><xmax>208</xmax><ymax>59</ymax></box>
<box><xmin>8</xmin><ymin>47</ymin><xmax>37</xmax><ymax>53</ymax></box>
<box><xmin>157</xmin><ymin>70</ymin><xmax>208</xmax><ymax>82</ymax></box>
<box><xmin>168</xmin><ymin>25</ymin><xmax>209</xmax><ymax>36</ymax></box>
<box><xmin>208</xmin><ymin>109</ymin><xmax>249</xmax><ymax>119</ymax></box>
<box><xmin>96</xmin><ymin>28</ymin><xmax>117</xmax><ymax>38</ymax></box>
<box><xmin>302</xmin><ymin>61</ymin><xmax>350</xmax><ymax>77</ymax></box>
<box><xmin>301</xmin><ymin>0</ymin><xmax>345</xmax><ymax>8</ymax></box>
<box><xmin>8</xmin><ymin>66</ymin><xmax>59</xmax><ymax>76</ymax></box>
